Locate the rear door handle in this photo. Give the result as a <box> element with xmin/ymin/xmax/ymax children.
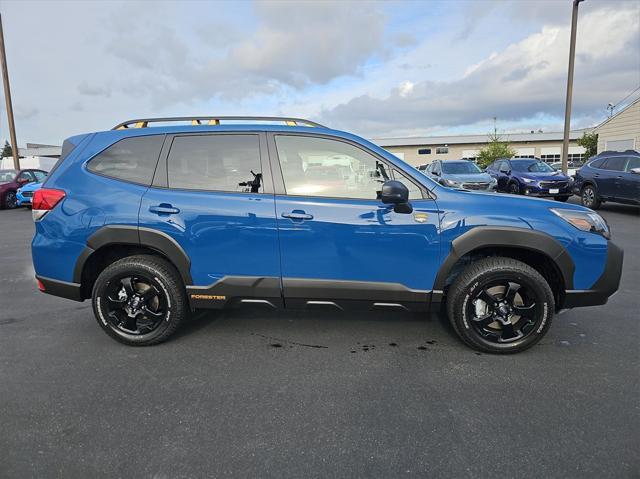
<box><xmin>281</xmin><ymin>210</ymin><xmax>313</xmax><ymax>221</ymax></box>
<box><xmin>149</xmin><ymin>204</ymin><xmax>180</xmax><ymax>215</ymax></box>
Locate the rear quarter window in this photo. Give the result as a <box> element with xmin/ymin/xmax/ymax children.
<box><xmin>87</xmin><ymin>135</ymin><xmax>164</xmax><ymax>186</ymax></box>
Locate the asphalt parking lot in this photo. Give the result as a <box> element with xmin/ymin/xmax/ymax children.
<box><xmin>0</xmin><ymin>199</ymin><xmax>638</xmax><ymax>478</ymax></box>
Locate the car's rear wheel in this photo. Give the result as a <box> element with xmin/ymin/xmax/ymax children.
<box><xmin>3</xmin><ymin>191</ymin><xmax>17</xmax><ymax>209</ymax></box>
<box><xmin>508</xmin><ymin>182</ymin><xmax>520</xmax><ymax>195</ymax></box>
<box><xmin>581</xmin><ymin>184</ymin><xmax>601</xmax><ymax>209</ymax></box>
<box><xmin>446</xmin><ymin>257</ymin><xmax>554</xmax><ymax>354</ymax></box>
<box><xmin>554</xmin><ymin>196</ymin><xmax>569</xmax><ymax>202</ymax></box>
<box><xmin>92</xmin><ymin>255</ymin><xmax>188</xmax><ymax>346</ymax></box>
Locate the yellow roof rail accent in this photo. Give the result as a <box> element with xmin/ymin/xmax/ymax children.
<box><xmin>112</xmin><ymin>117</ymin><xmax>326</xmax><ymax>130</ymax></box>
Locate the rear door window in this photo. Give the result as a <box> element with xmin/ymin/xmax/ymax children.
<box><xmin>167</xmin><ymin>134</ymin><xmax>262</xmax><ymax>193</ymax></box>
<box><xmin>87</xmin><ymin>135</ymin><xmax>164</xmax><ymax>186</ymax></box>
<box><xmin>601</xmin><ymin>157</ymin><xmax>627</xmax><ymax>171</ymax></box>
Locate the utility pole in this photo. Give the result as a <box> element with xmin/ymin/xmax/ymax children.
<box><xmin>561</xmin><ymin>0</ymin><xmax>584</xmax><ymax>175</ymax></box>
<box><xmin>0</xmin><ymin>13</ymin><xmax>20</xmax><ymax>170</ymax></box>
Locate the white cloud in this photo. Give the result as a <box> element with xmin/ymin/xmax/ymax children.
<box><xmin>321</xmin><ymin>5</ymin><xmax>640</xmax><ymax>137</ymax></box>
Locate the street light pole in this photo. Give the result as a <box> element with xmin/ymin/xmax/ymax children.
<box><xmin>561</xmin><ymin>0</ymin><xmax>584</xmax><ymax>175</ymax></box>
<box><xmin>0</xmin><ymin>14</ymin><xmax>19</xmax><ymax>170</ymax></box>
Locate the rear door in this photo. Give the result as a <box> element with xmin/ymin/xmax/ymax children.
<box><xmin>618</xmin><ymin>157</ymin><xmax>640</xmax><ymax>202</ymax></box>
<box><xmin>139</xmin><ymin>132</ymin><xmax>282</xmax><ymax>307</ymax></box>
<box><xmin>268</xmin><ymin>133</ymin><xmax>441</xmax><ymax>311</ymax></box>
<box><xmin>598</xmin><ymin>157</ymin><xmax>626</xmax><ymax>198</ymax></box>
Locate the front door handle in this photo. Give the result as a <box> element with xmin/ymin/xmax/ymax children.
<box><xmin>149</xmin><ymin>204</ymin><xmax>180</xmax><ymax>215</ymax></box>
<box><xmin>281</xmin><ymin>210</ymin><xmax>313</xmax><ymax>221</ymax></box>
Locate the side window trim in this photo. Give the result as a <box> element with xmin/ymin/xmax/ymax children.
<box><xmin>160</xmin><ymin>131</ymin><xmax>273</xmax><ymax>195</ymax></box>
<box><xmin>266</xmin><ymin>132</ymin><xmax>434</xmax><ymax>200</ymax></box>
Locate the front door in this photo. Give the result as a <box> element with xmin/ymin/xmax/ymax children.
<box><xmin>269</xmin><ymin>133</ymin><xmax>441</xmax><ymax>311</ymax></box>
<box><xmin>597</xmin><ymin>156</ymin><xmax>626</xmax><ymax>198</ymax></box>
<box><xmin>139</xmin><ymin>132</ymin><xmax>282</xmax><ymax>308</ymax></box>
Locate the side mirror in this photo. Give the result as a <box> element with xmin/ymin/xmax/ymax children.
<box><xmin>500</xmin><ymin>168</ymin><xmax>510</xmax><ymax>174</ymax></box>
<box><xmin>380</xmin><ymin>180</ymin><xmax>412</xmax><ymax>214</ymax></box>
<box><xmin>432</xmin><ymin>170</ymin><xmax>440</xmax><ymax>176</ymax></box>
<box><xmin>630</xmin><ymin>168</ymin><xmax>640</xmax><ymax>175</ymax></box>
<box><xmin>17</xmin><ymin>177</ymin><xmax>29</xmax><ymax>185</ymax></box>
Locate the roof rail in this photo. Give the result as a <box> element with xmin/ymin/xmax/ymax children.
<box><xmin>112</xmin><ymin>116</ymin><xmax>326</xmax><ymax>130</ymax></box>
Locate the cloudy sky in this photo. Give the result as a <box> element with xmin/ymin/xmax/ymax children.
<box><xmin>0</xmin><ymin>0</ymin><xmax>638</xmax><ymax>145</ymax></box>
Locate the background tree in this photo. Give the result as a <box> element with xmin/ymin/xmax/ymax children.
<box><xmin>577</xmin><ymin>131</ymin><xmax>598</xmax><ymax>159</ymax></box>
<box><xmin>1</xmin><ymin>140</ymin><xmax>12</xmax><ymax>158</ymax></box>
<box><xmin>476</xmin><ymin>132</ymin><xmax>517</xmax><ymax>169</ymax></box>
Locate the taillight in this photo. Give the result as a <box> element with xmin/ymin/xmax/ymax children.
<box><xmin>32</xmin><ymin>188</ymin><xmax>66</xmax><ymax>221</ymax></box>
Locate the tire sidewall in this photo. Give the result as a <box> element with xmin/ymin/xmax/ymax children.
<box><xmin>455</xmin><ymin>268</ymin><xmax>553</xmax><ymax>353</ymax></box>
<box><xmin>508</xmin><ymin>182</ymin><xmax>520</xmax><ymax>194</ymax></box>
<box><xmin>92</xmin><ymin>260</ymin><xmax>181</xmax><ymax>345</ymax></box>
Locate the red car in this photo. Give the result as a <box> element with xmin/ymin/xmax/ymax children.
<box><xmin>0</xmin><ymin>169</ymin><xmax>48</xmax><ymax>209</ymax></box>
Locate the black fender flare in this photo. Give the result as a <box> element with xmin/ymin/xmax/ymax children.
<box><xmin>73</xmin><ymin>225</ymin><xmax>192</xmax><ymax>285</ymax></box>
<box><xmin>433</xmin><ymin>226</ymin><xmax>575</xmax><ymax>292</ymax></box>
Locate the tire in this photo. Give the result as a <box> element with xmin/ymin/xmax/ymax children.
<box><xmin>508</xmin><ymin>182</ymin><xmax>520</xmax><ymax>195</ymax></box>
<box><xmin>581</xmin><ymin>184</ymin><xmax>601</xmax><ymax>209</ymax></box>
<box><xmin>446</xmin><ymin>257</ymin><xmax>555</xmax><ymax>354</ymax></box>
<box><xmin>92</xmin><ymin>255</ymin><xmax>188</xmax><ymax>346</ymax></box>
<box><xmin>554</xmin><ymin>196</ymin><xmax>569</xmax><ymax>202</ymax></box>
<box><xmin>3</xmin><ymin>191</ymin><xmax>17</xmax><ymax>209</ymax></box>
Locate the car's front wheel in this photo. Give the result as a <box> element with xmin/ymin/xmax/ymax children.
<box><xmin>3</xmin><ymin>191</ymin><xmax>17</xmax><ymax>209</ymax></box>
<box><xmin>581</xmin><ymin>184</ymin><xmax>601</xmax><ymax>209</ymax></box>
<box><xmin>92</xmin><ymin>255</ymin><xmax>188</xmax><ymax>346</ymax></box>
<box><xmin>446</xmin><ymin>257</ymin><xmax>554</xmax><ymax>354</ymax></box>
<box><xmin>508</xmin><ymin>182</ymin><xmax>520</xmax><ymax>195</ymax></box>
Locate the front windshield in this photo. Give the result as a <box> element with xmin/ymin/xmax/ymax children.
<box><xmin>441</xmin><ymin>161</ymin><xmax>482</xmax><ymax>175</ymax></box>
<box><xmin>511</xmin><ymin>160</ymin><xmax>554</xmax><ymax>173</ymax></box>
<box><xmin>0</xmin><ymin>170</ymin><xmax>17</xmax><ymax>183</ymax></box>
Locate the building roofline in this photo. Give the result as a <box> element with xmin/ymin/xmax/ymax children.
<box><xmin>371</xmin><ymin>128</ymin><xmax>592</xmax><ymax>148</ymax></box>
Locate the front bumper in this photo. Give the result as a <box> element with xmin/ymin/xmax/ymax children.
<box><xmin>16</xmin><ymin>191</ymin><xmax>33</xmax><ymax>206</ymax></box>
<box><xmin>562</xmin><ymin>241</ymin><xmax>624</xmax><ymax>309</ymax></box>
<box><xmin>522</xmin><ymin>186</ymin><xmax>573</xmax><ymax>197</ymax></box>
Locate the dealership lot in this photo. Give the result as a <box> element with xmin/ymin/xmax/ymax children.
<box><xmin>0</xmin><ymin>200</ymin><xmax>638</xmax><ymax>478</ymax></box>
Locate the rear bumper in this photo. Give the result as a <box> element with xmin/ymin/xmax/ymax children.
<box><xmin>36</xmin><ymin>275</ymin><xmax>83</xmax><ymax>302</ymax></box>
<box><xmin>562</xmin><ymin>241</ymin><xmax>623</xmax><ymax>309</ymax></box>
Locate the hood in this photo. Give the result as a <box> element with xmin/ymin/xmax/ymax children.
<box><xmin>518</xmin><ymin>171</ymin><xmax>570</xmax><ymax>181</ymax></box>
<box><xmin>19</xmin><ymin>182</ymin><xmax>42</xmax><ymax>192</ymax></box>
<box><xmin>442</xmin><ymin>172</ymin><xmax>493</xmax><ymax>183</ymax></box>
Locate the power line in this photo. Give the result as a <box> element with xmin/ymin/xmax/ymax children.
<box><xmin>612</xmin><ymin>85</ymin><xmax>640</xmax><ymax>109</ymax></box>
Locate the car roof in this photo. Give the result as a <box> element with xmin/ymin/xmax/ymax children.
<box><xmin>595</xmin><ymin>149</ymin><xmax>639</xmax><ymax>157</ymax></box>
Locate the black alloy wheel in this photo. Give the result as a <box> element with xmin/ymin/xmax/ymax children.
<box><xmin>508</xmin><ymin>182</ymin><xmax>520</xmax><ymax>195</ymax></box>
<box><xmin>92</xmin><ymin>255</ymin><xmax>187</xmax><ymax>346</ymax></box>
<box><xmin>446</xmin><ymin>257</ymin><xmax>554</xmax><ymax>354</ymax></box>
<box><xmin>466</xmin><ymin>280</ymin><xmax>538</xmax><ymax>344</ymax></box>
<box><xmin>103</xmin><ymin>274</ymin><xmax>167</xmax><ymax>336</ymax></box>
<box><xmin>4</xmin><ymin>191</ymin><xmax>17</xmax><ymax>209</ymax></box>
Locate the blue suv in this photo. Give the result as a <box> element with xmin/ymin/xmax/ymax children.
<box><xmin>486</xmin><ymin>158</ymin><xmax>573</xmax><ymax>201</ymax></box>
<box><xmin>31</xmin><ymin>117</ymin><xmax>623</xmax><ymax>354</ymax></box>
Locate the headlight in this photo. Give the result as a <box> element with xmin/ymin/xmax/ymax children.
<box><xmin>443</xmin><ymin>179</ymin><xmax>459</xmax><ymax>187</ymax></box>
<box><xmin>550</xmin><ymin>208</ymin><xmax>610</xmax><ymax>239</ymax></box>
<box><xmin>522</xmin><ymin>178</ymin><xmax>535</xmax><ymax>183</ymax></box>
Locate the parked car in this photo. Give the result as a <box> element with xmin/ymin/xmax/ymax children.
<box><xmin>423</xmin><ymin>159</ymin><xmax>496</xmax><ymax>191</ymax></box>
<box><xmin>17</xmin><ymin>179</ymin><xmax>46</xmax><ymax>207</ymax></box>
<box><xmin>486</xmin><ymin>158</ymin><xmax>573</xmax><ymax>201</ymax></box>
<box><xmin>0</xmin><ymin>168</ymin><xmax>48</xmax><ymax>209</ymax></box>
<box><xmin>31</xmin><ymin>116</ymin><xmax>622</xmax><ymax>354</ymax></box>
<box><xmin>573</xmin><ymin>150</ymin><xmax>640</xmax><ymax>209</ymax></box>
<box><xmin>550</xmin><ymin>161</ymin><xmax>583</xmax><ymax>177</ymax></box>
